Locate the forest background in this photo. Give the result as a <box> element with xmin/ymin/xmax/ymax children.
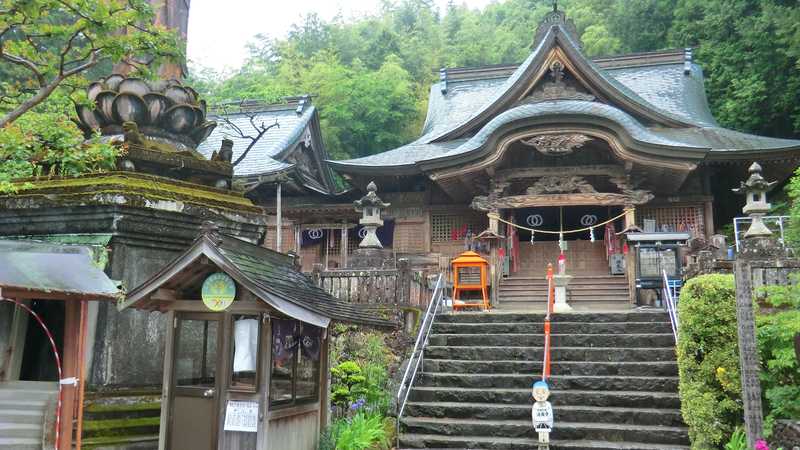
<box><xmin>187</xmin><ymin>0</ymin><xmax>800</xmax><ymax>160</ymax></box>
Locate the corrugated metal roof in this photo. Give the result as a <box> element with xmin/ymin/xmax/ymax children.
<box><xmin>197</xmin><ymin>105</ymin><xmax>315</xmax><ymax>177</ymax></box>
<box><xmin>0</xmin><ymin>240</ymin><xmax>119</xmax><ymax>300</ymax></box>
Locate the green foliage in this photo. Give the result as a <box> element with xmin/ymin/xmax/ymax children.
<box><xmin>331</xmin><ymin>361</ymin><xmax>367</xmax><ymax>409</ymax></box>
<box><xmin>756</xmin><ymin>277</ymin><xmax>800</xmax><ymax>433</ymax></box>
<box><xmin>0</xmin><ymin>0</ymin><xmax>181</xmax><ymax>126</ymax></box>
<box><xmin>0</xmin><ymin>111</ymin><xmax>118</xmax><ymax>193</ymax></box>
<box><xmin>677</xmin><ymin>274</ymin><xmax>742</xmax><ymax>449</ymax></box>
<box><xmin>320</xmin><ymin>412</ymin><xmax>388</xmax><ymax>450</ymax></box>
<box><xmin>784</xmin><ymin>167</ymin><xmax>800</xmax><ymax>248</ymax></box>
<box><xmin>724</xmin><ymin>428</ymin><xmax>747</xmax><ymax>450</ymax></box>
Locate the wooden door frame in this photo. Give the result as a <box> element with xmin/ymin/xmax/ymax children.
<box><xmin>161</xmin><ymin>311</ymin><xmax>225</xmax><ymax>450</ymax></box>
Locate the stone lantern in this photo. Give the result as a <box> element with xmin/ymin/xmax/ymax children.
<box><xmin>354</xmin><ymin>181</ymin><xmax>390</xmax><ymax>248</ymax></box>
<box><xmin>733</xmin><ymin>162</ymin><xmax>777</xmax><ymax>238</ymax></box>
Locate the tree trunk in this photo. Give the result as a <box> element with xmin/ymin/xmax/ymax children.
<box><xmin>0</xmin><ymin>78</ymin><xmax>64</xmax><ymax>128</ymax></box>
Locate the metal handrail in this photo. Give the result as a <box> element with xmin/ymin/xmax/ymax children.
<box><xmin>662</xmin><ymin>270</ymin><xmax>679</xmax><ymax>344</ymax></box>
<box><xmin>395</xmin><ymin>273</ymin><xmax>445</xmax><ymax>445</ymax></box>
<box><xmin>542</xmin><ymin>263</ymin><xmax>554</xmax><ymax>381</ymax></box>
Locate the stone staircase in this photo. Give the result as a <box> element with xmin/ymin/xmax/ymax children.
<box><xmin>399</xmin><ymin>311</ymin><xmax>689</xmax><ymax>450</ymax></box>
<box><xmin>498</xmin><ymin>275</ymin><xmax>630</xmax><ymax>310</ymax></box>
<box><xmin>0</xmin><ymin>381</ymin><xmax>57</xmax><ymax>450</ymax></box>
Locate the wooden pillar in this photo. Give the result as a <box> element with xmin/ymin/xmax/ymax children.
<box><xmin>276</xmin><ymin>183</ymin><xmax>282</xmax><ymax>253</ymax></box>
<box><xmin>624</xmin><ymin>205</ymin><xmax>637</xmax><ymax>304</ymax></box>
<box><xmin>59</xmin><ymin>300</ymin><xmax>80</xmax><ymax>450</ymax></box>
<box><xmin>703</xmin><ymin>199</ymin><xmax>715</xmax><ymax>239</ymax></box>
<box><xmin>340</xmin><ymin>223</ymin><xmax>348</xmax><ymax>268</ymax></box>
<box><xmin>74</xmin><ymin>300</ymin><xmax>89</xmax><ymax>450</ymax></box>
<box><xmin>2</xmin><ymin>300</ymin><xmax>29</xmax><ymax>381</ymax></box>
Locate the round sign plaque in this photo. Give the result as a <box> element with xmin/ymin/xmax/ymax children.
<box><xmin>201</xmin><ymin>272</ymin><xmax>236</xmax><ymax>311</ymax></box>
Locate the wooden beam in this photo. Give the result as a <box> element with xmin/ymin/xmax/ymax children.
<box><xmin>495</xmin><ymin>165</ymin><xmax>624</xmax><ymax>181</ymax></box>
<box><xmin>477</xmin><ymin>192</ymin><xmax>642</xmax><ymax>209</ymax></box>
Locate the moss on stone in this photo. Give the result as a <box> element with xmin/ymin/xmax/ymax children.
<box><xmin>84</xmin><ymin>400</ymin><xmax>161</xmax><ymax>414</ymax></box>
<box><xmin>83</xmin><ymin>416</ymin><xmax>160</xmax><ymax>431</ymax></box>
<box><xmin>1</xmin><ymin>171</ymin><xmax>263</xmax><ymax>213</ymax></box>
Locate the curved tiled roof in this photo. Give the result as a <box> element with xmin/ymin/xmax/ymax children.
<box><xmin>331</xmin><ymin>21</ymin><xmax>800</xmax><ymax>173</ymax></box>
<box><xmin>198</xmin><ymin>104</ymin><xmax>316</xmax><ymax>177</ymax></box>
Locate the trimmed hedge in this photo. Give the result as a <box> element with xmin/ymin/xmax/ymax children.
<box><xmin>677</xmin><ymin>274</ymin><xmax>742</xmax><ymax>449</ymax></box>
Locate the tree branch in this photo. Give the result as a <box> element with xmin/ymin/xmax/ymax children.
<box><xmin>0</xmin><ymin>51</ymin><xmax>46</xmax><ymax>87</ymax></box>
<box><xmin>0</xmin><ymin>75</ymin><xmax>64</xmax><ymax>128</ymax></box>
<box><xmin>232</xmin><ymin>120</ymin><xmax>280</xmax><ymax>166</ymax></box>
<box><xmin>59</xmin><ymin>27</ymin><xmax>86</xmax><ymax>75</ymax></box>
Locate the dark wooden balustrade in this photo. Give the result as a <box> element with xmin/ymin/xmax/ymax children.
<box><xmin>310</xmin><ymin>259</ymin><xmax>434</xmax><ymax>309</ymax></box>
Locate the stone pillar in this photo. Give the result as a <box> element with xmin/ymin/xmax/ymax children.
<box><xmin>731</xmin><ymin>162</ymin><xmax>778</xmax><ymax>447</ymax></box>
<box><xmin>552</xmin><ymin>274</ymin><xmax>573</xmax><ymax>312</ymax></box>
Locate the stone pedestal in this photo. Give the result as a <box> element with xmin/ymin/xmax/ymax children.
<box><xmin>348</xmin><ymin>247</ymin><xmax>395</xmax><ymax>269</ymax></box>
<box><xmin>553</xmin><ymin>274</ymin><xmax>573</xmax><ymax>313</ymax></box>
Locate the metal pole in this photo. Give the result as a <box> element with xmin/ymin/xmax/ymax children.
<box><xmin>276</xmin><ymin>182</ymin><xmax>282</xmax><ymax>252</ymax></box>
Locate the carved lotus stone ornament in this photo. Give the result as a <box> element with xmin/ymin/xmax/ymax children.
<box><xmin>75</xmin><ymin>75</ymin><xmax>216</xmax><ymax>153</ymax></box>
<box><xmin>520</xmin><ymin>133</ymin><xmax>592</xmax><ymax>156</ymax></box>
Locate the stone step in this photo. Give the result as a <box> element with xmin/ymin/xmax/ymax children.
<box><xmin>494</xmin><ymin>301</ymin><xmax>635</xmax><ymax>312</ymax></box>
<box><xmin>0</xmin><ymin>389</ymin><xmax>56</xmax><ymax>402</ymax></box>
<box><xmin>432</xmin><ymin>321</ymin><xmax>673</xmax><ymax>334</ymax></box>
<box><xmin>424</xmin><ymin>346</ymin><xmax>677</xmax><ymax>362</ymax></box>
<box><xmin>429</xmin><ymin>333</ymin><xmax>675</xmax><ymax>348</ymax></box>
<box><xmin>498</xmin><ymin>294</ymin><xmax>629</xmax><ymax>303</ymax></box>
<box><xmin>404</xmin><ymin>402</ymin><xmax>684</xmax><ymax>427</ymax></box>
<box><xmin>0</xmin><ymin>399</ymin><xmax>48</xmax><ymax>410</ymax></box>
<box><xmin>0</xmin><ymin>423</ymin><xmax>41</xmax><ymax>439</ymax></box>
<box><xmin>417</xmin><ymin>373</ymin><xmax>679</xmax><ymax>392</ymax></box>
<box><xmin>424</xmin><ymin>359</ymin><xmax>678</xmax><ymax>377</ymax></box>
<box><xmin>436</xmin><ymin>312</ymin><xmax>668</xmax><ymax>324</ymax></box>
<box><xmin>501</xmin><ymin>276</ymin><xmax>628</xmax><ymax>284</ymax></box>
<box><xmin>408</xmin><ymin>387</ymin><xmax>681</xmax><ymax>409</ymax></box>
<box><xmin>0</xmin><ymin>409</ymin><xmax>44</xmax><ymax>425</ymax></box>
<box><xmin>0</xmin><ymin>381</ymin><xmax>57</xmax><ymax>391</ymax></box>
<box><xmin>0</xmin><ymin>437</ymin><xmax>40</xmax><ymax>450</ymax></box>
<box><xmin>499</xmin><ymin>283</ymin><xmax>629</xmax><ymax>292</ymax></box>
<box><xmin>400</xmin><ymin>417</ymin><xmax>689</xmax><ymax>445</ymax></box>
<box><xmin>399</xmin><ymin>434</ymin><xmax>690</xmax><ymax>450</ymax></box>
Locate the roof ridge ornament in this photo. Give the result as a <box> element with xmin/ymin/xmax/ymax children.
<box><xmin>533</xmin><ymin>3</ymin><xmax>582</xmax><ymax>49</ymax></box>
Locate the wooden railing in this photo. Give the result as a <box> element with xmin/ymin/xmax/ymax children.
<box><xmin>310</xmin><ymin>259</ymin><xmax>434</xmax><ymax>309</ymax></box>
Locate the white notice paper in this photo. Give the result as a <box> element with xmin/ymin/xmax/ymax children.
<box><xmin>224</xmin><ymin>400</ymin><xmax>259</xmax><ymax>433</ymax></box>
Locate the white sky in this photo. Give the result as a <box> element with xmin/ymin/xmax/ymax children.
<box><xmin>187</xmin><ymin>0</ymin><xmax>495</xmax><ymax>73</ymax></box>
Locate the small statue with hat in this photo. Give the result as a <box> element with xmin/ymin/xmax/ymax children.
<box><xmin>532</xmin><ymin>380</ymin><xmax>554</xmax><ymax>447</ymax></box>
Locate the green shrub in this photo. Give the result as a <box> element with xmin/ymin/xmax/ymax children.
<box><xmin>724</xmin><ymin>428</ymin><xmax>747</xmax><ymax>450</ymax></box>
<box><xmin>321</xmin><ymin>413</ymin><xmax>388</xmax><ymax>450</ymax></box>
<box><xmin>0</xmin><ymin>112</ymin><xmax>118</xmax><ymax>193</ymax></box>
<box><xmin>757</xmin><ymin>277</ymin><xmax>800</xmax><ymax>433</ymax></box>
<box><xmin>677</xmin><ymin>274</ymin><xmax>742</xmax><ymax>449</ymax></box>
<box><xmin>331</xmin><ymin>361</ymin><xmax>367</xmax><ymax>410</ymax></box>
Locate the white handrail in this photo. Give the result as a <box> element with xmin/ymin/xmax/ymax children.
<box><xmin>662</xmin><ymin>270</ymin><xmax>679</xmax><ymax>344</ymax></box>
<box><xmin>395</xmin><ymin>273</ymin><xmax>445</xmax><ymax>445</ymax></box>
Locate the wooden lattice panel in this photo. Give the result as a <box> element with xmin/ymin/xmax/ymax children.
<box><xmin>431</xmin><ymin>211</ymin><xmax>488</xmax><ymax>243</ymax></box>
<box><xmin>637</xmin><ymin>205</ymin><xmax>704</xmax><ymax>236</ymax></box>
<box><xmin>393</xmin><ymin>220</ymin><xmax>426</xmax><ymax>253</ymax></box>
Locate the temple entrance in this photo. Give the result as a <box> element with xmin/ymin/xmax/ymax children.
<box><xmin>498</xmin><ymin>205</ymin><xmax>631</xmax><ymax>310</ymax></box>
<box><xmin>509</xmin><ymin>206</ymin><xmax>624</xmax><ymax>277</ymax></box>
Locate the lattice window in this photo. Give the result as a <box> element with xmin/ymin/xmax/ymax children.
<box><xmin>431</xmin><ymin>211</ymin><xmax>488</xmax><ymax>243</ymax></box>
<box><xmin>637</xmin><ymin>205</ymin><xmax>704</xmax><ymax>236</ymax></box>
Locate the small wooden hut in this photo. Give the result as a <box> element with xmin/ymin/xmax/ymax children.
<box><xmin>120</xmin><ymin>226</ymin><xmax>393</xmax><ymax>450</ymax></box>
<box><xmin>0</xmin><ymin>239</ymin><xmax>120</xmax><ymax>450</ymax></box>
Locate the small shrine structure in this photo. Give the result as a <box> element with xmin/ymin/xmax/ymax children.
<box><xmin>121</xmin><ymin>227</ymin><xmax>392</xmax><ymax>450</ymax></box>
